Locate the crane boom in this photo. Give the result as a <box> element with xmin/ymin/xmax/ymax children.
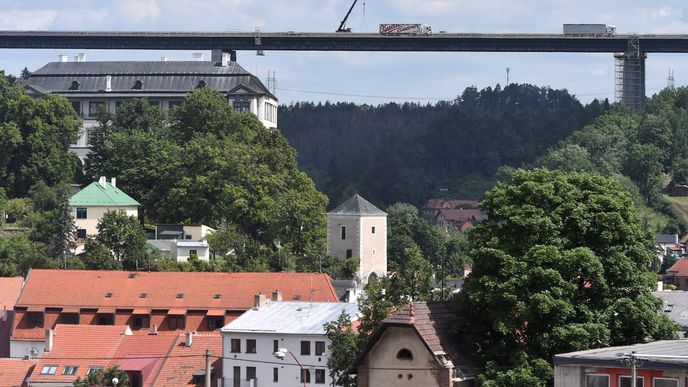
<box><xmin>337</xmin><ymin>0</ymin><xmax>359</xmax><ymax>32</ymax></box>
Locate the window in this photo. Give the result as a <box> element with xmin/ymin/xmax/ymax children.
<box><xmin>76</xmin><ymin>207</ymin><xmax>87</xmax><ymax>219</ymax></box>
<box><xmin>62</xmin><ymin>366</ymin><xmax>78</xmax><ymax>375</ymax></box>
<box><xmin>396</xmin><ymin>348</ymin><xmax>413</xmax><ymax>360</ymax></box>
<box><xmin>88</xmin><ymin>101</ymin><xmax>106</xmax><ymax>117</ymax></box>
<box><xmin>654</xmin><ymin>378</ymin><xmax>678</xmax><ymax>387</ymax></box>
<box><xmin>372</xmin><ymin>226</ymin><xmax>376</xmax><ymax>234</ymax></box>
<box><xmin>133</xmin><ymin>316</ymin><xmax>150</xmax><ymax>329</ymax></box>
<box><xmin>273</xmin><ymin>367</ymin><xmax>279</xmax><ymax>382</ymax></box>
<box><xmin>97</xmin><ymin>314</ymin><xmax>114</xmax><ymax>325</ymax></box>
<box><xmin>264</xmin><ymin>102</ymin><xmax>277</xmax><ymax>123</ymax></box>
<box><xmin>233</xmin><ymin>99</ymin><xmax>251</xmax><ymax>113</ymax></box>
<box><xmin>300</xmin><ymin>369</ymin><xmax>311</xmax><ymax>383</ymax></box>
<box><xmin>301</xmin><ymin>340</ymin><xmax>311</xmax><ymax>355</ymax></box>
<box><xmin>168</xmin><ymin>315</ymin><xmax>185</xmax><ymax>330</ymax></box>
<box><xmin>273</xmin><ymin>339</ymin><xmax>279</xmax><ymax>354</ymax></box>
<box><xmin>168</xmin><ymin>100</ymin><xmax>183</xmax><ymax>109</ymax></box>
<box><xmin>340</xmin><ymin>226</ymin><xmax>347</xmax><ymax>240</ymax></box>
<box><xmin>346</xmin><ymin>249</ymin><xmax>353</xmax><ymax>259</ymax></box>
<box><xmin>69</xmin><ymin>100</ymin><xmax>81</xmax><ymax>116</ymax></box>
<box><xmin>149</xmin><ymin>100</ymin><xmax>161</xmax><ymax>108</ymax></box>
<box><xmin>373</xmin><ymin>249</ymin><xmax>376</xmax><ymax>256</ymax></box>
<box><xmin>114</xmin><ymin>101</ymin><xmax>124</xmax><ymax>111</ymax></box>
<box><xmin>86</xmin><ymin>366</ymin><xmax>102</xmax><ymax>375</ymax></box>
<box><xmin>77</xmin><ymin>229</ymin><xmax>87</xmax><ymax>239</ymax></box>
<box><xmin>246</xmin><ymin>339</ymin><xmax>257</xmax><ymax>353</ymax></box>
<box><xmin>189</xmin><ymin>249</ymin><xmax>198</xmax><ymax>258</ymax></box>
<box><xmin>40</xmin><ymin>365</ymin><xmax>58</xmax><ymax>375</ymax></box>
<box><xmin>619</xmin><ymin>376</ymin><xmax>644</xmax><ymax>387</ymax></box>
<box><xmin>61</xmin><ymin>313</ymin><xmax>79</xmax><ymax>325</ymax></box>
<box><xmin>231</xmin><ymin>338</ymin><xmax>241</xmax><ymax>353</ymax></box>
<box><xmin>586</xmin><ymin>374</ymin><xmax>610</xmax><ymax>387</ymax></box>
<box><xmin>315</xmin><ymin>369</ymin><xmax>326</xmax><ymax>384</ymax></box>
<box><xmin>246</xmin><ymin>367</ymin><xmax>256</xmax><ymax>381</ymax></box>
<box><xmin>207</xmin><ymin>317</ymin><xmax>224</xmax><ymax>330</ymax></box>
<box><xmin>27</xmin><ymin>312</ymin><xmax>44</xmax><ymax>328</ymax></box>
<box><xmin>315</xmin><ymin>341</ymin><xmax>326</xmax><ymax>356</ymax></box>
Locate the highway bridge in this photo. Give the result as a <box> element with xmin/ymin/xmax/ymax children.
<box><xmin>2</xmin><ymin>30</ymin><xmax>687</xmax><ymax>108</ymax></box>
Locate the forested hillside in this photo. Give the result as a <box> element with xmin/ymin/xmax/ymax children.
<box><xmin>280</xmin><ymin>84</ymin><xmax>609</xmax><ymax>206</ymax></box>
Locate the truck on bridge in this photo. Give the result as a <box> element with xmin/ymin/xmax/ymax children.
<box><xmin>379</xmin><ymin>24</ymin><xmax>432</xmax><ymax>35</ymax></box>
<box><xmin>563</xmin><ymin>24</ymin><xmax>616</xmax><ymax>36</ymax></box>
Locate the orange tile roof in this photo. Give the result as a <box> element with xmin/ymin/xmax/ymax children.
<box><xmin>152</xmin><ymin>334</ymin><xmax>222</xmax><ymax>387</ymax></box>
<box><xmin>668</xmin><ymin>259</ymin><xmax>688</xmax><ymax>277</ymax></box>
<box><xmin>0</xmin><ymin>277</ymin><xmax>23</xmax><ymax>310</ymax></box>
<box><xmin>30</xmin><ymin>325</ymin><xmax>130</xmax><ymax>384</ymax></box>
<box><xmin>108</xmin><ymin>334</ymin><xmax>177</xmax><ymax>387</ymax></box>
<box><xmin>0</xmin><ymin>358</ymin><xmax>37</xmax><ymax>387</ymax></box>
<box><xmin>16</xmin><ymin>270</ymin><xmax>338</xmax><ymax>311</ymax></box>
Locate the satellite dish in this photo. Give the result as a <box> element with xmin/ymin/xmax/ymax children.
<box><xmin>30</xmin><ymin>348</ymin><xmax>38</xmax><ymax>356</ymax></box>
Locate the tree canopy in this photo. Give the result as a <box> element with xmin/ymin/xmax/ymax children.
<box><xmin>454</xmin><ymin>169</ymin><xmax>677</xmax><ymax>386</ymax></box>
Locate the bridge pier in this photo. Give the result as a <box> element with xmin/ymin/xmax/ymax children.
<box><xmin>614</xmin><ymin>36</ymin><xmax>646</xmax><ymax>110</ymax></box>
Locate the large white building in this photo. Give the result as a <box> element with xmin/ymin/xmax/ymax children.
<box><xmin>327</xmin><ymin>194</ymin><xmax>387</xmax><ymax>284</ymax></box>
<box><xmin>221</xmin><ymin>294</ymin><xmax>359</xmax><ymax>387</ymax></box>
<box><xmin>20</xmin><ymin>53</ymin><xmax>278</xmax><ymax>162</ymax></box>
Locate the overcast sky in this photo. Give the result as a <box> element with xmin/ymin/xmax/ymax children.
<box><xmin>1</xmin><ymin>0</ymin><xmax>688</xmax><ymax>105</ymax></box>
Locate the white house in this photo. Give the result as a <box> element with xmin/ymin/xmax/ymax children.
<box><xmin>221</xmin><ymin>294</ymin><xmax>359</xmax><ymax>386</ymax></box>
<box><xmin>327</xmin><ymin>194</ymin><xmax>387</xmax><ymax>284</ymax></box>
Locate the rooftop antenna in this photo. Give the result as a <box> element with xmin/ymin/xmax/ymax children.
<box><xmin>668</xmin><ymin>69</ymin><xmax>675</xmax><ymax>89</ymax></box>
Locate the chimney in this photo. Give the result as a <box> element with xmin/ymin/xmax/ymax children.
<box><xmin>99</xmin><ymin>176</ymin><xmax>107</xmax><ymax>188</ymax></box>
<box><xmin>111</xmin><ymin>177</ymin><xmax>117</xmax><ymax>188</ymax></box>
<box><xmin>253</xmin><ymin>292</ymin><xmax>267</xmax><ymax>309</ymax></box>
<box><xmin>271</xmin><ymin>289</ymin><xmax>282</xmax><ymax>302</ymax></box>
<box><xmin>105</xmin><ymin>75</ymin><xmax>112</xmax><ymax>92</ymax></box>
<box><xmin>192</xmin><ymin>52</ymin><xmax>204</xmax><ymax>61</ymax></box>
<box><xmin>185</xmin><ymin>331</ymin><xmax>193</xmax><ymax>347</ymax></box>
<box><xmin>149</xmin><ymin>324</ymin><xmax>158</xmax><ymax>335</ymax></box>
<box><xmin>657</xmin><ymin>281</ymin><xmax>665</xmax><ymax>291</ymax></box>
<box><xmin>78</xmin><ymin>53</ymin><xmax>86</xmax><ymax>62</ymax></box>
<box><xmin>45</xmin><ymin>329</ymin><xmax>54</xmax><ymax>352</ymax></box>
<box><xmin>58</xmin><ymin>54</ymin><xmax>68</xmax><ymax>62</ymax></box>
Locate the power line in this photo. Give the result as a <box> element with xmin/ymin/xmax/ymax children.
<box><xmin>276</xmin><ymin>87</ymin><xmax>448</xmax><ymax>101</ymax></box>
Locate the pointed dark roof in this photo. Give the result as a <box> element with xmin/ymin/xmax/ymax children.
<box><xmin>328</xmin><ymin>194</ymin><xmax>386</xmax><ymax>216</ymax></box>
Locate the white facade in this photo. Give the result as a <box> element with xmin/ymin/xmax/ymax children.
<box><xmin>221</xmin><ymin>300</ymin><xmax>359</xmax><ymax>387</ymax></box>
<box><xmin>72</xmin><ymin>205</ymin><xmax>138</xmax><ymax>236</ymax></box>
<box><xmin>172</xmin><ymin>240</ymin><xmax>210</xmax><ymax>262</ymax></box>
<box><xmin>10</xmin><ymin>339</ymin><xmax>45</xmax><ymax>359</ymax></box>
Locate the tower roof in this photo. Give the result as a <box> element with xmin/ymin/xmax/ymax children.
<box><xmin>328</xmin><ymin>194</ymin><xmax>386</xmax><ymax>216</ymax></box>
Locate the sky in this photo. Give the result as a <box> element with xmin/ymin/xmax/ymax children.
<box><xmin>1</xmin><ymin>0</ymin><xmax>688</xmax><ymax>105</ymax></box>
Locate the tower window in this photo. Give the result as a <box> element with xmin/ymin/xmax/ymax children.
<box><xmin>372</xmin><ymin>226</ymin><xmax>376</xmax><ymax>234</ymax></box>
<box><xmin>346</xmin><ymin>249</ymin><xmax>352</xmax><ymax>258</ymax></box>
<box><xmin>397</xmin><ymin>348</ymin><xmax>414</xmax><ymax>361</ymax></box>
<box><xmin>341</xmin><ymin>226</ymin><xmax>347</xmax><ymax>240</ymax></box>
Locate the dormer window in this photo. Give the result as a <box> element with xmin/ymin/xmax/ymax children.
<box><xmin>69</xmin><ymin>80</ymin><xmax>80</xmax><ymax>90</ymax></box>
<box><xmin>176</xmin><ymin>293</ymin><xmax>184</xmax><ymax>299</ymax></box>
<box><xmin>140</xmin><ymin>292</ymin><xmax>148</xmax><ymax>299</ymax></box>
<box><xmin>196</xmin><ymin>80</ymin><xmax>207</xmax><ymax>88</ymax></box>
<box><xmin>133</xmin><ymin>80</ymin><xmax>143</xmax><ymax>90</ymax></box>
<box><xmin>396</xmin><ymin>348</ymin><xmax>413</xmax><ymax>361</ymax></box>
<box><xmin>213</xmin><ymin>294</ymin><xmax>221</xmax><ymax>299</ymax></box>
<box><xmin>105</xmin><ymin>292</ymin><xmax>112</xmax><ymax>298</ymax></box>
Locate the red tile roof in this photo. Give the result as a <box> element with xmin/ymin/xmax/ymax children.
<box><xmin>437</xmin><ymin>208</ymin><xmax>484</xmax><ymax>222</ymax></box>
<box><xmin>423</xmin><ymin>199</ymin><xmax>480</xmax><ymax>210</ymax></box>
<box><xmin>0</xmin><ymin>358</ymin><xmax>37</xmax><ymax>387</ymax></box>
<box><xmin>16</xmin><ymin>269</ymin><xmax>338</xmax><ymax>311</ymax></box>
<box><xmin>109</xmin><ymin>334</ymin><xmax>177</xmax><ymax>387</ymax></box>
<box><xmin>152</xmin><ymin>334</ymin><xmax>222</xmax><ymax>387</ymax></box>
<box><xmin>668</xmin><ymin>259</ymin><xmax>688</xmax><ymax>277</ymax></box>
<box><xmin>0</xmin><ymin>277</ymin><xmax>23</xmax><ymax>310</ymax></box>
<box><xmin>31</xmin><ymin>324</ymin><xmax>130</xmax><ymax>384</ymax></box>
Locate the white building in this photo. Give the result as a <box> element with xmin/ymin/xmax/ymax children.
<box><xmin>221</xmin><ymin>294</ymin><xmax>359</xmax><ymax>387</ymax></box>
<box><xmin>327</xmin><ymin>194</ymin><xmax>387</xmax><ymax>284</ymax></box>
<box><xmin>20</xmin><ymin>53</ymin><xmax>278</xmax><ymax>162</ymax></box>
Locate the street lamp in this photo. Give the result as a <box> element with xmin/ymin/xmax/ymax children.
<box><xmin>274</xmin><ymin>347</ymin><xmax>307</xmax><ymax>387</ymax></box>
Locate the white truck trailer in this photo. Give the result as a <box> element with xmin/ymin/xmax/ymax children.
<box><xmin>563</xmin><ymin>24</ymin><xmax>616</xmax><ymax>36</ymax></box>
<box><xmin>379</xmin><ymin>24</ymin><xmax>432</xmax><ymax>35</ymax></box>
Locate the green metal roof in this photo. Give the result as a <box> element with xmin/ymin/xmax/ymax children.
<box><xmin>69</xmin><ymin>181</ymin><xmax>140</xmax><ymax>207</ymax></box>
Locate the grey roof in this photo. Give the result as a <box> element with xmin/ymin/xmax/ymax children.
<box><xmin>657</xmin><ymin>234</ymin><xmax>680</xmax><ymax>244</ymax></box>
<box><xmin>175</xmin><ymin>241</ymin><xmax>208</xmax><ymax>247</ymax></box>
<box><xmin>21</xmin><ymin>61</ymin><xmax>276</xmax><ymax>100</ymax></box>
<box><xmin>328</xmin><ymin>194</ymin><xmax>386</xmax><ymax>216</ymax></box>
<box><xmin>221</xmin><ymin>301</ymin><xmax>359</xmax><ymax>335</ymax></box>
<box><xmin>653</xmin><ymin>291</ymin><xmax>688</xmax><ymax>329</ymax></box>
<box><xmin>554</xmin><ymin>341</ymin><xmax>688</xmax><ymax>370</ymax></box>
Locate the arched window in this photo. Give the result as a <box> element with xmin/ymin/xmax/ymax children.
<box><xmin>396</xmin><ymin>348</ymin><xmax>413</xmax><ymax>361</ymax></box>
<box><xmin>368</xmin><ymin>272</ymin><xmax>378</xmax><ymax>283</ymax></box>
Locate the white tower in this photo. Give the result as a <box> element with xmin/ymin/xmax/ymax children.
<box><xmin>327</xmin><ymin>194</ymin><xmax>387</xmax><ymax>284</ymax></box>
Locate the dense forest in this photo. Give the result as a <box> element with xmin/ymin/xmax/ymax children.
<box><xmin>279</xmin><ymin>84</ymin><xmax>609</xmax><ymax>206</ymax></box>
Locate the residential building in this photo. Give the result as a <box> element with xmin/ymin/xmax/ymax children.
<box><xmin>20</xmin><ymin>55</ymin><xmax>278</xmax><ymax>162</ymax></box>
<box><xmin>434</xmin><ymin>208</ymin><xmax>485</xmax><ymax>232</ymax></box>
<box><xmin>352</xmin><ymin>302</ymin><xmax>475</xmax><ymax>387</ymax></box>
<box><xmin>9</xmin><ymin>269</ymin><xmax>338</xmax><ymax>358</ymax></box>
<box><xmin>221</xmin><ymin>297</ymin><xmax>359</xmax><ymax>387</ymax></box>
<box><xmin>0</xmin><ymin>277</ymin><xmax>25</xmax><ymax>357</ymax></box>
<box><xmin>0</xmin><ymin>358</ymin><xmax>37</xmax><ymax>387</ymax></box>
<box><xmin>421</xmin><ymin>199</ymin><xmax>480</xmax><ymax>221</ymax></box>
<box><xmin>665</xmin><ymin>259</ymin><xmax>688</xmax><ymax>291</ymax></box>
<box><xmin>554</xmin><ymin>340</ymin><xmax>688</xmax><ymax>387</ymax></box>
<box><xmin>26</xmin><ymin>324</ymin><xmax>222</xmax><ymax>387</ymax></box>
<box><xmin>653</xmin><ymin>290</ymin><xmax>688</xmax><ymax>336</ymax></box>
<box><xmin>656</xmin><ymin>234</ymin><xmax>684</xmax><ymax>264</ymax></box>
<box><xmin>327</xmin><ymin>194</ymin><xmax>387</xmax><ymax>284</ymax></box>
<box><xmin>146</xmin><ymin>240</ymin><xmax>211</xmax><ymax>262</ymax></box>
<box><xmin>69</xmin><ymin>177</ymin><xmax>139</xmax><ymax>238</ymax></box>
<box><xmin>154</xmin><ymin>224</ymin><xmax>215</xmax><ymax>241</ymax></box>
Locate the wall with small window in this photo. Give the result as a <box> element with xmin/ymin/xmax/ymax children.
<box><xmin>554</xmin><ymin>365</ymin><xmax>686</xmax><ymax>387</ymax></box>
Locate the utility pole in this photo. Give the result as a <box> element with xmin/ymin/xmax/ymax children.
<box><xmin>623</xmin><ymin>351</ymin><xmax>639</xmax><ymax>387</ymax></box>
<box><xmin>205</xmin><ymin>349</ymin><xmax>211</xmax><ymax>386</ymax></box>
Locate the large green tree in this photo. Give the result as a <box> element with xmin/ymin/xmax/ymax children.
<box><xmin>95</xmin><ymin>210</ymin><xmax>147</xmax><ymax>270</ymax></box>
<box><xmin>454</xmin><ymin>169</ymin><xmax>677</xmax><ymax>386</ymax></box>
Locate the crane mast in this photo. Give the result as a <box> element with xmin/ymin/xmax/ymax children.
<box><xmin>337</xmin><ymin>0</ymin><xmax>359</xmax><ymax>32</ymax></box>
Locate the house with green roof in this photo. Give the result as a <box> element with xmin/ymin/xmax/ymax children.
<box><xmin>69</xmin><ymin>177</ymin><xmax>140</xmax><ymax>239</ymax></box>
<box><xmin>327</xmin><ymin>194</ymin><xmax>387</xmax><ymax>285</ymax></box>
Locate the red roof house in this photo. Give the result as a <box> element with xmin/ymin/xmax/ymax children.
<box><xmin>0</xmin><ymin>358</ymin><xmax>37</xmax><ymax>387</ymax></box>
<box><xmin>0</xmin><ymin>277</ymin><xmax>24</xmax><ymax>358</ymax></box>
<box><xmin>667</xmin><ymin>259</ymin><xmax>688</xmax><ymax>290</ymax></box>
